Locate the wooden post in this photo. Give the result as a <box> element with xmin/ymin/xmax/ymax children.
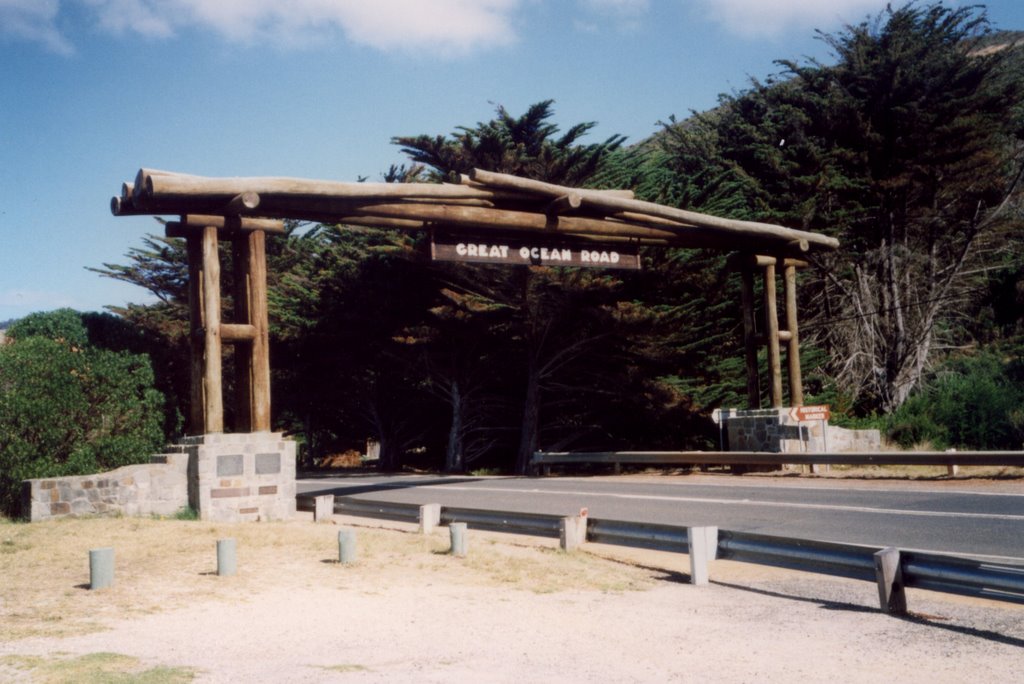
<box><xmin>187</xmin><ymin>234</ymin><xmax>205</xmax><ymax>435</ymax></box>
<box><xmin>784</xmin><ymin>263</ymin><xmax>804</xmax><ymax>406</ymax></box>
<box><xmin>740</xmin><ymin>267</ymin><xmax>760</xmax><ymax>409</ymax></box>
<box><xmin>228</xmin><ymin>228</ymin><xmax>270</xmax><ymax>433</ymax></box>
<box><xmin>763</xmin><ymin>260</ymin><xmax>784</xmax><ymax>408</ymax></box>
<box><xmin>201</xmin><ymin>225</ymin><xmax>224</xmax><ymax>433</ymax></box>
<box><xmin>248</xmin><ymin>230</ymin><xmax>271</xmax><ymax>432</ymax></box>
<box><xmin>232</xmin><ymin>235</ymin><xmax>253</xmax><ymax>433</ymax></box>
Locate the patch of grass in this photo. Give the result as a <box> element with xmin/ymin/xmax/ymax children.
<box><xmin>805</xmin><ymin>464</ymin><xmax>1024</xmax><ymax>480</ymax></box>
<box><xmin>462</xmin><ymin>541</ymin><xmax>655</xmax><ymax>594</ymax></box>
<box><xmin>1</xmin><ymin>652</ymin><xmax>195</xmax><ymax>683</ymax></box>
<box><xmin>469</xmin><ymin>467</ymin><xmax>505</xmax><ymax>476</ymax></box>
<box><xmin>172</xmin><ymin>506</ymin><xmax>198</xmax><ymax>521</ymax></box>
<box><xmin>318</xmin><ymin>664</ymin><xmax>370</xmax><ymax>673</ymax></box>
<box><xmin>0</xmin><ymin>516</ymin><xmax>658</xmax><ymax>642</ymax></box>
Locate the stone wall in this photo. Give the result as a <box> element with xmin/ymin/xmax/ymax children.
<box><xmin>21</xmin><ymin>433</ymin><xmax>297</xmax><ymax>523</ymax></box>
<box><xmin>825</xmin><ymin>425</ymin><xmax>882</xmax><ymax>453</ymax></box>
<box><xmin>22</xmin><ymin>453</ymin><xmax>189</xmax><ymax>522</ymax></box>
<box><xmin>717</xmin><ymin>408</ymin><xmax>880</xmax><ymax>453</ymax></box>
<box><xmin>719</xmin><ymin>408</ymin><xmax>814</xmax><ymax>453</ymax></box>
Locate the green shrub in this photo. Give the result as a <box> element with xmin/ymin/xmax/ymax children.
<box><xmin>0</xmin><ymin>311</ymin><xmax>166</xmax><ymax>516</ymax></box>
<box><xmin>884</xmin><ymin>350</ymin><xmax>1024</xmax><ymax>450</ymax></box>
<box><xmin>7</xmin><ymin>308</ymin><xmax>88</xmax><ymax>347</ymax></box>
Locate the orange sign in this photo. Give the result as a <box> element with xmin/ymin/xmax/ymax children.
<box><xmin>790</xmin><ymin>405</ymin><xmax>831</xmax><ymax>422</ymax></box>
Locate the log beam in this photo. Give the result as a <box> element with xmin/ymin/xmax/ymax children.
<box><xmin>754</xmin><ymin>330</ymin><xmax>794</xmax><ymax>345</ymax></box>
<box><xmin>470</xmin><ymin>168</ymin><xmax>840</xmax><ymax>251</ymax></box>
<box><xmin>221</xmin><ymin>323</ymin><xmax>257</xmax><ymax>342</ymax></box>
<box><xmin>166</xmin><ymin>215</ymin><xmax>285</xmax><ymax>235</ymax></box>
<box><xmin>223</xmin><ymin>191</ymin><xmax>261</xmax><ymax>214</ymax></box>
<box><xmin>120</xmin><ymin>168</ymin><xmax>839</xmax><ymax>256</ymax></box>
<box><xmin>546</xmin><ymin>193</ymin><xmax>582</xmax><ymax>217</ymax></box>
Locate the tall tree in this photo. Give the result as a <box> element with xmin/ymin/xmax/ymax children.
<box><xmin>394</xmin><ymin>101</ymin><xmax>628</xmax><ymax>473</ymax></box>
<box><xmin>660</xmin><ymin>3</ymin><xmax>1024</xmax><ymax>412</ymax></box>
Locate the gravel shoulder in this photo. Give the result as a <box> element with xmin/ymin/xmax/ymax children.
<box><xmin>1</xmin><ymin>513</ymin><xmax>1022</xmax><ymax>683</ymax></box>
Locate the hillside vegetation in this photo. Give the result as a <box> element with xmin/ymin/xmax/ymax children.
<box><xmin>55</xmin><ymin>3</ymin><xmax>1024</xmax><ymax>470</ymax></box>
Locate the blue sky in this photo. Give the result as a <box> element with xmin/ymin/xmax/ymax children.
<box><xmin>2</xmin><ymin>0</ymin><xmax>1023</xmax><ymax>321</ymax></box>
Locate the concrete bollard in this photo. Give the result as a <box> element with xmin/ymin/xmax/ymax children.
<box><xmin>449</xmin><ymin>522</ymin><xmax>468</xmax><ymax>557</ymax></box>
<box><xmin>419</xmin><ymin>503</ymin><xmax>441</xmax><ymax>535</ymax></box>
<box><xmin>89</xmin><ymin>547</ymin><xmax>115</xmax><ymax>590</ymax></box>
<box><xmin>338</xmin><ymin>529</ymin><xmax>357</xmax><ymax>564</ymax></box>
<box><xmin>687</xmin><ymin>526</ymin><xmax>718</xmax><ymax>586</ymax></box>
<box><xmin>313</xmin><ymin>494</ymin><xmax>335</xmax><ymax>522</ymax></box>
<box><xmin>874</xmin><ymin>547</ymin><xmax>908</xmax><ymax>615</ymax></box>
<box><xmin>560</xmin><ymin>509</ymin><xmax>588</xmax><ymax>552</ymax></box>
<box><xmin>217</xmin><ymin>538</ymin><xmax>237</xmax><ymax>576</ymax></box>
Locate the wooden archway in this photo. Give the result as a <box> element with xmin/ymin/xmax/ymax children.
<box><xmin>113</xmin><ymin>168</ymin><xmax>838</xmax><ymax>435</ymax></box>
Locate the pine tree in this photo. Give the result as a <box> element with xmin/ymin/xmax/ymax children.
<box><xmin>659</xmin><ymin>2</ymin><xmax>1024</xmax><ymax>413</ymax></box>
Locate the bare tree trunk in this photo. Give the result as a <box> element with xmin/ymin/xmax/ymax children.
<box><xmin>378</xmin><ymin>439</ymin><xmax>401</xmax><ymax>471</ymax></box>
<box><xmin>516</xmin><ymin>360</ymin><xmax>540</xmax><ymax>475</ymax></box>
<box><xmin>445</xmin><ymin>380</ymin><xmax>464</xmax><ymax>473</ymax></box>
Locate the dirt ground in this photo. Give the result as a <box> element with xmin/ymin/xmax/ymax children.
<box><xmin>1</xmin><ymin>504</ymin><xmax>1022</xmax><ymax>683</ymax></box>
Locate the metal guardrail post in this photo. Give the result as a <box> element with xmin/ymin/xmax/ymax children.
<box><xmin>873</xmin><ymin>547</ymin><xmax>907</xmax><ymax>615</ymax></box>
<box><xmin>313</xmin><ymin>494</ymin><xmax>334</xmax><ymax>522</ymax></box>
<box><xmin>560</xmin><ymin>513</ymin><xmax>588</xmax><ymax>551</ymax></box>
<box><xmin>688</xmin><ymin>527</ymin><xmax>718</xmax><ymax>586</ymax></box>
<box><xmin>419</xmin><ymin>503</ymin><xmax>441</xmax><ymax>535</ymax></box>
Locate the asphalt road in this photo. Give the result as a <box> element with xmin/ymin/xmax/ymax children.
<box><xmin>297</xmin><ymin>474</ymin><xmax>1024</xmax><ymax>562</ymax></box>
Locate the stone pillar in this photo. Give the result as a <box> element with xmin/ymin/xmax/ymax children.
<box><xmin>183</xmin><ymin>432</ymin><xmax>296</xmax><ymax>522</ymax></box>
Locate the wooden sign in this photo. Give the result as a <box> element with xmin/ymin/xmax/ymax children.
<box><xmin>431</xmin><ymin>231</ymin><xmax>641</xmax><ymax>270</ymax></box>
<box><xmin>790</xmin><ymin>404</ymin><xmax>831</xmax><ymax>422</ymax></box>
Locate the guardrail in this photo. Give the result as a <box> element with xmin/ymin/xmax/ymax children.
<box><xmin>440</xmin><ymin>507</ymin><xmax>563</xmax><ymax>537</ymax></box>
<box><xmin>716</xmin><ymin>530</ymin><xmax>877</xmax><ymax>582</ymax></box>
<box><xmin>587</xmin><ymin>518</ymin><xmax>689</xmax><ymax>552</ymax></box>
<box><xmin>532</xmin><ymin>450</ymin><xmax>1024</xmax><ymax>469</ymax></box>
<box><xmin>296</xmin><ymin>493</ymin><xmax>1024</xmax><ymax>614</ymax></box>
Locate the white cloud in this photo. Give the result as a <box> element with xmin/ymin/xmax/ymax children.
<box><xmin>580</xmin><ymin>0</ymin><xmax>649</xmax><ymax>16</ymax></box>
<box><xmin>0</xmin><ymin>0</ymin><xmax>74</xmax><ymax>54</ymax></box>
<box><xmin>694</xmin><ymin>0</ymin><xmax>891</xmax><ymax>38</ymax></box>
<box><xmin>577</xmin><ymin>0</ymin><xmax>648</xmax><ymax>33</ymax></box>
<box><xmin>6</xmin><ymin>0</ymin><xmax>523</xmax><ymax>55</ymax></box>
